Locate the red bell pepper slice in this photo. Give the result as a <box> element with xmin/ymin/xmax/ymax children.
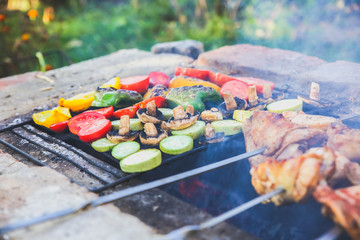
<box><xmin>49</xmin><ymin>120</ymin><xmax>69</xmax><ymax>133</ymax></box>
<box><xmin>78</xmin><ymin>118</ymin><xmax>112</xmax><ymax>143</ymax></box>
<box><xmin>134</xmin><ymin>96</ymin><xmax>166</xmax><ymax>109</ymax></box>
<box><xmin>113</xmin><ymin>106</ymin><xmax>139</xmax><ymax>119</ymax></box>
<box><xmin>215</xmin><ymin>73</ymin><xmax>238</xmax><ymax>87</ymax></box>
<box><xmin>174</xmin><ymin>67</ymin><xmax>210</xmax><ymax>81</ymax></box>
<box><xmin>68</xmin><ymin>112</ymin><xmax>105</xmax><ymax>135</ymax></box>
<box><xmin>85</xmin><ymin>106</ymin><xmax>114</xmax><ymax>119</ymax></box>
<box><xmin>120</xmin><ymin>75</ymin><xmax>150</xmax><ymax>94</ymax></box>
<box><xmin>220</xmin><ymin>80</ymin><xmax>249</xmax><ymax>100</ymax></box>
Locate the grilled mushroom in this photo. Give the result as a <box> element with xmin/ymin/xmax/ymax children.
<box><xmin>218</xmin><ymin>91</ymin><xmax>247</xmax><ymax>118</ymax></box>
<box><xmin>199</xmin><ymin>123</ymin><xmax>225</xmax><ymax>144</ymax></box>
<box><xmin>107</xmin><ymin>115</ymin><xmax>139</xmax><ymax>143</ymax></box>
<box><xmin>200</xmin><ymin>108</ymin><xmax>223</xmax><ymax>122</ymax></box>
<box><xmin>166</xmin><ymin>105</ymin><xmax>199</xmax><ymax>130</ymax></box>
<box><xmin>137</xmin><ymin>100</ymin><xmax>163</xmax><ymax>124</ymax></box>
<box><xmin>140</xmin><ymin>123</ymin><xmax>168</xmax><ymax>146</ymax></box>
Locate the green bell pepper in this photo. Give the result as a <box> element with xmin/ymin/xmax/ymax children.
<box><xmin>91</xmin><ymin>88</ymin><xmax>143</xmax><ymax>108</ymax></box>
<box><xmin>165</xmin><ymin>85</ymin><xmax>222</xmax><ymax>112</ymax></box>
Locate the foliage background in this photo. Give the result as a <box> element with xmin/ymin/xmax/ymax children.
<box><xmin>0</xmin><ymin>0</ymin><xmax>359</xmax><ymax>76</ymax></box>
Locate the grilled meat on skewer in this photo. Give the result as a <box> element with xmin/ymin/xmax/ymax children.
<box><xmin>344</xmin><ymin>162</ymin><xmax>360</xmax><ymax>185</ymax></box>
<box><xmin>250</xmin><ymin>147</ymin><xmax>349</xmax><ymax>206</ymax></box>
<box><xmin>313</xmin><ymin>184</ymin><xmax>360</xmax><ymax>240</ymax></box>
<box><xmin>243</xmin><ymin>111</ymin><xmax>331</xmax><ymax>166</ymax></box>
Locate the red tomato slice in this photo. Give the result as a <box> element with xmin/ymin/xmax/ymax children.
<box><xmin>134</xmin><ymin>96</ymin><xmax>166</xmax><ymax>109</ymax></box>
<box><xmin>174</xmin><ymin>67</ymin><xmax>210</xmax><ymax>80</ymax></box>
<box><xmin>85</xmin><ymin>106</ymin><xmax>114</xmax><ymax>119</ymax></box>
<box><xmin>215</xmin><ymin>73</ymin><xmax>237</xmax><ymax>87</ymax></box>
<box><xmin>68</xmin><ymin>112</ymin><xmax>105</xmax><ymax>135</ymax></box>
<box><xmin>235</xmin><ymin>77</ymin><xmax>275</xmax><ymax>94</ymax></box>
<box><xmin>220</xmin><ymin>80</ymin><xmax>249</xmax><ymax>100</ymax></box>
<box><xmin>113</xmin><ymin>106</ymin><xmax>139</xmax><ymax>119</ymax></box>
<box><xmin>149</xmin><ymin>71</ymin><xmax>170</xmax><ymax>87</ymax></box>
<box><xmin>49</xmin><ymin>120</ymin><xmax>69</xmax><ymax>133</ymax></box>
<box><xmin>78</xmin><ymin>118</ymin><xmax>112</xmax><ymax>143</ymax></box>
<box><xmin>120</xmin><ymin>75</ymin><xmax>150</xmax><ymax>94</ymax></box>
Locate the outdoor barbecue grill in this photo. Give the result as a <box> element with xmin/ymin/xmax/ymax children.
<box><xmin>1</xmin><ymin>81</ymin><xmax>359</xmax><ymax>240</ymax></box>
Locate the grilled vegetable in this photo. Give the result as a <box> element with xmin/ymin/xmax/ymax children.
<box><xmin>171</xmin><ymin>121</ymin><xmax>205</xmax><ymax>139</ymax></box>
<box><xmin>220</xmin><ymin>80</ymin><xmax>249</xmax><ymax>100</ymax></box>
<box><xmin>113</xmin><ymin>106</ymin><xmax>139</xmax><ymax>119</ymax></box>
<box><xmin>91</xmin><ymin>138</ymin><xmax>118</xmax><ymax>152</ymax></box>
<box><xmin>218</xmin><ymin>91</ymin><xmax>247</xmax><ymax>118</ymax></box>
<box><xmin>33</xmin><ymin>106</ymin><xmax>72</xmax><ymax>128</ymax></box>
<box><xmin>100</xmin><ymin>77</ymin><xmax>121</xmax><ymax>89</ymax></box>
<box><xmin>158</xmin><ymin>108</ymin><xmax>173</xmax><ymax>121</ymax></box>
<box><xmin>139</xmin><ymin>123</ymin><xmax>168</xmax><ymax>146</ymax></box>
<box><xmin>78</xmin><ymin>118</ymin><xmax>112</xmax><ymax>143</ymax></box>
<box><xmin>200</xmin><ymin>108</ymin><xmax>223</xmax><ymax>122</ymax></box>
<box><xmin>199</xmin><ymin>123</ymin><xmax>225</xmax><ymax>144</ymax></box>
<box><xmin>91</xmin><ymin>88</ymin><xmax>143</xmax><ymax>108</ymax></box>
<box><xmin>169</xmin><ymin>76</ymin><xmax>220</xmax><ymax>92</ymax></box>
<box><xmin>267</xmin><ymin>99</ymin><xmax>303</xmax><ymax>113</ymax></box>
<box><xmin>107</xmin><ymin>115</ymin><xmax>139</xmax><ymax>143</ymax></box>
<box><xmin>120</xmin><ymin>149</ymin><xmax>162</xmax><ymax>172</ymax></box>
<box><xmin>165</xmin><ymin>105</ymin><xmax>199</xmax><ymax>130</ymax></box>
<box><xmin>211</xmin><ymin>120</ymin><xmax>242</xmax><ymax>136</ymax></box>
<box><xmin>58</xmin><ymin>91</ymin><xmax>95</xmax><ymax>112</ymax></box>
<box><xmin>160</xmin><ymin>135</ymin><xmax>193</xmax><ymax>155</ymax></box>
<box><xmin>112</xmin><ymin>118</ymin><xmax>144</xmax><ymax>131</ymax></box>
<box><xmin>112</xmin><ymin>141</ymin><xmax>140</xmax><ymax>160</ymax></box>
<box><xmin>137</xmin><ymin>100</ymin><xmax>164</xmax><ymax>124</ymax></box>
<box><xmin>233</xmin><ymin>110</ymin><xmax>253</xmax><ymax>123</ymax></box>
<box><xmin>148</xmin><ymin>71</ymin><xmax>170</xmax><ymax>87</ymax></box>
<box><xmin>165</xmin><ymin>85</ymin><xmax>222</xmax><ymax>112</ymax></box>
<box><xmin>134</xmin><ymin>96</ymin><xmax>166</xmax><ymax>109</ymax></box>
<box><xmin>120</xmin><ymin>75</ymin><xmax>150</xmax><ymax>94</ymax></box>
<box><xmin>85</xmin><ymin>106</ymin><xmax>114</xmax><ymax>119</ymax></box>
<box><xmin>68</xmin><ymin>112</ymin><xmax>105</xmax><ymax>135</ymax></box>
<box><xmin>174</xmin><ymin>67</ymin><xmax>210</xmax><ymax>80</ymax></box>
<box><xmin>143</xmin><ymin>85</ymin><xmax>169</xmax><ymax>100</ymax></box>
<box><xmin>49</xmin><ymin>120</ymin><xmax>69</xmax><ymax>132</ymax></box>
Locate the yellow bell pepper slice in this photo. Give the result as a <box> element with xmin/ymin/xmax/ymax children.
<box><xmin>169</xmin><ymin>76</ymin><xmax>220</xmax><ymax>92</ymax></box>
<box><xmin>33</xmin><ymin>106</ymin><xmax>72</xmax><ymax>128</ymax></box>
<box><xmin>59</xmin><ymin>91</ymin><xmax>95</xmax><ymax>112</ymax></box>
<box><xmin>100</xmin><ymin>77</ymin><xmax>121</xmax><ymax>89</ymax></box>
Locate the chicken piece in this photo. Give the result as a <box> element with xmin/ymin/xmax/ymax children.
<box><xmin>327</xmin><ymin>123</ymin><xmax>360</xmax><ymax>161</ymax></box>
<box><xmin>243</xmin><ymin>111</ymin><xmax>327</xmax><ymax>166</ymax></box>
<box><xmin>313</xmin><ymin>184</ymin><xmax>360</xmax><ymax>240</ymax></box>
<box><xmin>250</xmin><ymin>147</ymin><xmax>347</xmax><ymax>206</ymax></box>
<box><xmin>282</xmin><ymin>111</ymin><xmax>340</xmax><ymax>130</ymax></box>
<box><xmin>344</xmin><ymin>162</ymin><xmax>360</xmax><ymax>185</ymax></box>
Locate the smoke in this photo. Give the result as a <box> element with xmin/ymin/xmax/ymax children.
<box><xmin>235</xmin><ymin>0</ymin><xmax>360</xmax><ymax>63</ymax></box>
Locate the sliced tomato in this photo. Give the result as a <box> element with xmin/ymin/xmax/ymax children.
<box><xmin>49</xmin><ymin>120</ymin><xmax>69</xmax><ymax>133</ymax></box>
<box><xmin>220</xmin><ymin>80</ymin><xmax>249</xmax><ymax>100</ymax></box>
<box><xmin>235</xmin><ymin>77</ymin><xmax>275</xmax><ymax>94</ymax></box>
<box><xmin>134</xmin><ymin>96</ymin><xmax>166</xmax><ymax>109</ymax></box>
<box><xmin>68</xmin><ymin>112</ymin><xmax>105</xmax><ymax>135</ymax></box>
<box><xmin>215</xmin><ymin>73</ymin><xmax>238</xmax><ymax>87</ymax></box>
<box><xmin>85</xmin><ymin>106</ymin><xmax>114</xmax><ymax>119</ymax></box>
<box><xmin>113</xmin><ymin>106</ymin><xmax>139</xmax><ymax>119</ymax></box>
<box><xmin>149</xmin><ymin>71</ymin><xmax>170</xmax><ymax>87</ymax></box>
<box><xmin>120</xmin><ymin>75</ymin><xmax>150</xmax><ymax>94</ymax></box>
<box><xmin>78</xmin><ymin>118</ymin><xmax>112</xmax><ymax>143</ymax></box>
<box><xmin>174</xmin><ymin>67</ymin><xmax>210</xmax><ymax>81</ymax></box>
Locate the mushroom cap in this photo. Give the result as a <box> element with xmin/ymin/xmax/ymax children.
<box><xmin>139</xmin><ymin>129</ymin><xmax>168</xmax><ymax>146</ymax></box>
<box><xmin>107</xmin><ymin>130</ymin><xmax>139</xmax><ymax>143</ymax></box>
<box><xmin>199</xmin><ymin>132</ymin><xmax>225</xmax><ymax>144</ymax></box>
<box><xmin>137</xmin><ymin>108</ymin><xmax>164</xmax><ymax>124</ymax></box>
<box><xmin>218</xmin><ymin>97</ymin><xmax>247</xmax><ymax>118</ymax></box>
<box><xmin>167</xmin><ymin>112</ymin><xmax>199</xmax><ymax>130</ymax></box>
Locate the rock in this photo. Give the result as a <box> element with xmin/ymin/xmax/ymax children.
<box><xmin>151</xmin><ymin>39</ymin><xmax>204</xmax><ymax>59</ymax></box>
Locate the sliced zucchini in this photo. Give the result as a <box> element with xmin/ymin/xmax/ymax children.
<box><xmin>171</xmin><ymin>121</ymin><xmax>205</xmax><ymax>140</ymax></box>
<box><xmin>267</xmin><ymin>99</ymin><xmax>303</xmax><ymax>113</ymax></box>
<box><xmin>211</xmin><ymin>120</ymin><xmax>242</xmax><ymax>136</ymax></box>
<box><xmin>91</xmin><ymin>138</ymin><xmax>118</xmax><ymax>152</ymax></box>
<box><xmin>160</xmin><ymin>135</ymin><xmax>193</xmax><ymax>155</ymax></box>
<box><xmin>112</xmin><ymin>141</ymin><xmax>140</xmax><ymax>160</ymax></box>
<box><xmin>120</xmin><ymin>149</ymin><xmax>162</xmax><ymax>173</ymax></box>
<box><xmin>158</xmin><ymin>108</ymin><xmax>173</xmax><ymax>121</ymax></box>
<box><xmin>112</xmin><ymin>118</ymin><xmax>144</xmax><ymax>131</ymax></box>
<box><xmin>233</xmin><ymin>110</ymin><xmax>253</xmax><ymax>123</ymax></box>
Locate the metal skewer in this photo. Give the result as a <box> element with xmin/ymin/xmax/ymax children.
<box><xmin>163</xmin><ymin>187</ymin><xmax>285</xmax><ymax>240</ymax></box>
<box><xmin>0</xmin><ymin>147</ymin><xmax>266</xmax><ymax>235</ymax></box>
<box><xmin>315</xmin><ymin>225</ymin><xmax>343</xmax><ymax>240</ymax></box>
